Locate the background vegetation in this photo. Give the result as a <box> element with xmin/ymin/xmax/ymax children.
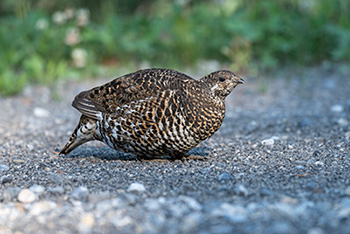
<box><xmin>0</xmin><ymin>0</ymin><xmax>349</xmax><ymax>95</ymax></box>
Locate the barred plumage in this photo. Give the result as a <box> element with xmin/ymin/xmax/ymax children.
<box><xmin>60</xmin><ymin>68</ymin><xmax>244</xmax><ymax>160</ymax></box>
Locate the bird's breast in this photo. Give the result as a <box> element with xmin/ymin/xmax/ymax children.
<box><xmin>95</xmin><ymin>91</ymin><xmax>225</xmax><ymax>156</ymax></box>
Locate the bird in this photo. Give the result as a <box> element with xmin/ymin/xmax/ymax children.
<box><xmin>60</xmin><ymin>68</ymin><xmax>244</xmax><ymax>160</ymax></box>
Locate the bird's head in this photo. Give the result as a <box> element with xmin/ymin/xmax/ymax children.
<box><xmin>200</xmin><ymin>70</ymin><xmax>244</xmax><ymax>99</ymax></box>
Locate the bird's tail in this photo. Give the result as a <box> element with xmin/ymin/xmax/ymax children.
<box><xmin>59</xmin><ymin>115</ymin><xmax>98</xmax><ymax>155</ymax></box>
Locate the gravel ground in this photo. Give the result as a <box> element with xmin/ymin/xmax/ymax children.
<box><xmin>0</xmin><ymin>66</ymin><xmax>350</xmax><ymax>234</ymax></box>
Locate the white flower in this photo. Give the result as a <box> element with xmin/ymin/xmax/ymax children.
<box><xmin>76</xmin><ymin>8</ymin><xmax>90</xmax><ymax>27</ymax></box>
<box><xmin>52</xmin><ymin>11</ymin><xmax>67</xmax><ymax>25</ymax></box>
<box><xmin>35</xmin><ymin>18</ymin><xmax>48</xmax><ymax>30</ymax></box>
<box><xmin>65</xmin><ymin>28</ymin><xmax>81</xmax><ymax>46</ymax></box>
<box><xmin>64</xmin><ymin>8</ymin><xmax>75</xmax><ymax>19</ymax></box>
<box><xmin>175</xmin><ymin>0</ymin><xmax>189</xmax><ymax>6</ymax></box>
<box><xmin>72</xmin><ymin>48</ymin><xmax>87</xmax><ymax>68</ymax></box>
<box><xmin>299</xmin><ymin>0</ymin><xmax>316</xmax><ymax>12</ymax></box>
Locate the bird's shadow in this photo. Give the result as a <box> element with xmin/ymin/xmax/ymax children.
<box><xmin>60</xmin><ymin>146</ymin><xmax>211</xmax><ymax>161</ymax></box>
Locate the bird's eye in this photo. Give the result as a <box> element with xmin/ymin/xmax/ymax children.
<box><xmin>219</xmin><ymin>77</ymin><xmax>226</xmax><ymax>82</ymax></box>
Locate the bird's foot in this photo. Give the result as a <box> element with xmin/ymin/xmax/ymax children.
<box><xmin>136</xmin><ymin>155</ymin><xmax>171</xmax><ymax>162</ymax></box>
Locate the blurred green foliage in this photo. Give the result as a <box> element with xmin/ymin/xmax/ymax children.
<box><xmin>0</xmin><ymin>0</ymin><xmax>349</xmax><ymax>95</ymax></box>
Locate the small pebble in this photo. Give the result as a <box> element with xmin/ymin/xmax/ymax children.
<box><xmin>181</xmin><ymin>213</ymin><xmax>201</xmax><ymax>232</ymax></box>
<box><xmin>127</xmin><ymin>182</ymin><xmax>146</xmax><ymax>193</ymax></box>
<box><xmin>179</xmin><ymin>195</ymin><xmax>202</xmax><ymax>211</ymax></box>
<box><xmin>269</xmin><ymin>222</ymin><xmax>294</xmax><ymax>234</ymax></box>
<box><xmin>12</xmin><ymin>159</ymin><xmax>25</xmax><ymax>164</ymax></box>
<box><xmin>260</xmin><ymin>188</ymin><xmax>274</xmax><ymax>197</ymax></box>
<box><xmin>144</xmin><ymin>198</ymin><xmax>162</xmax><ymax>211</ymax></box>
<box><xmin>305</xmin><ymin>181</ymin><xmax>318</xmax><ymax>190</ymax></box>
<box><xmin>2</xmin><ymin>187</ymin><xmax>21</xmax><ymax>202</ymax></box>
<box><xmin>261</xmin><ymin>138</ymin><xmax>274</xmax><ymax>146</ymax></box>
<box><xmin>218</xmin><ymin>173</ymin><xmax>233</xmax><ymax>182</ymax></box>
<box><xmin>331</xmin><ymin>104</ymin><xmax>344</xmax><ymax>113</ymax></box>
<box><xmin>235</xmin><ymin>184</ymin><xmax>249</xmax><ymax>197</ymax></box>
<box><xmin>211</xmin><ymin>203</ymin><xmax>247</xmax><ymax>223</ymax></box>
<box><xmin>272</xmin><ymin>203</ymin><xmax>296</xmax><ymax>219</ymax></box>
<box><xmin>33</xmin><ymin>107</ymin><xmax>50</xmax><ymax>118</ymax></box>
<box><xmin>300</xmin><ymin>117</ymin><xmax>313</xmax><ymax>127</ymax></box>
<box><xmin>26</xmin><ymin>144</ymin><xmax>34</xmax><ymax>151</ymax></box>
<box><xmin>345</xmin><ymin>187</ymin><xmax>350</xmax><ymax>197</ymax></box>
<box><xmin>112</xmin><ymin>216</ymin><xmax>132</xmax><ymax>227</ymax></box>
<box><xmin>345</xmin><ymin>131</ymin><xmax>350</xmax><ymax>139</ymax></box>
<box><xmin>312</xmin><ymin>150</ymin><xmax>321</xmax><ymax>157</ymax></box>
<box><xmin>80</xmin><ymin>213</ymin><xmax>95</xmax><ymax>228</ymax></box>
<box><xmin>337</xmin><ymin>207</ymin><xmax>350</xmax><ymax>219</ymax></box>
<box><xmin>18</xmin><ymin>189</ymin><xmax>36</xmax><ymax>203</ymax></box>
<box><xmin>315</xmin><ymin>161</ymin><xmax>324</xmax><ymax>166</ymax></box>
<box><xmin>281</xmin><ymin>196</ymin><xmax>298</xmax><ymax>204</ymax></box>
<box><xmin>47</xmin><ymin>186</ymin><xmax>65</xmax><ymax>195</ymax></box>
<box><xmin>30</xmin><ymin>201</ymin><xmax>57</xmax><ymax>215</ymax></box>
<box><xmin>30</xmin><ymin>185</ymin><xmax>45</xmax><ymax>195</ymax></box>
<box><xmin>0</xmin><ymin>163</ymin><xmax>9</xmax><ymax>171</ymax></box>
<box><xmin>337</xmin><ymin>118</ymin><xmax>348</xmax><ymax>126</ymax></box>
<box><xmin>70</xmin><ymin>186</ymin><xmax>89</xmax><ymax>200</ymax></box>
<box><xmin>308</xmin><ymin>227</ymin><xmax>325</xmax><ymax>234</ymax></box>
<box><xmin>1</xmin><ymin>176</ymin><xmax>12</xmax><ymax>184</ymax></box>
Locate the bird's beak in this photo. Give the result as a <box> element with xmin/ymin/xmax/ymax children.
<box><xmin>236</xmin><ymin>78</ymin><xmax>245</xmax><ymax>84</ymax></box>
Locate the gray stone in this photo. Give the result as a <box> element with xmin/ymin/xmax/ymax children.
<box><xmin>179</xmin><ymin>195</ymin><xmax>202</xmax><ymax>211</ymax></box>
<box><xmin>268</xmin><ymin>222</ymin><xmax>294</xmax><ymax>234</ymax></box>
<box><xmin>345</xmin><ymin>131</ymin><xmax>350</xmax><ymax>139</ymax></box>
<box><xmin>30</xmin><ymin>184</ymin><xmax>45</xmax><ymax>195</ymax></box>
<box><xmin>33</xmin><ymin>107</ymin><xmax>50</xmax><ymax>118</ymax></box>
<box><xmin>79</xmin><ymin>213</ymin><xmax>95</xmax><ymax>230</ymax></box>
<box><xmin>337</xmin><ymin>207</ymin><xmax>350</xmax><ymax>219</ymax></box>
<box><xmin>167</xmin><ymin>200</ymin><xmax>188</xmax><ymax>218</ymax></box>
<box><xmin>30</xmin><ymin>200</ymin><xmax>57</xmax><ymax>215</ymax></box>
<box><xmin>235</xmin><ymin>184</ymin><xmax>249</xmax><ymax>197</ymax></box>
<box><xmin>337</xmin><ymin>118</ymin><xmax>348</xmax><ymax>126</ymax></box>
<box><xmin>70</xmin><ymin>186</ymin><xmax>89</xmax><ymax>200</ymax></box>
<box><xmin>211</xmin><ymin>203</ymin><xmax>247</xmax><ymax>223</ymax></box>
<box><xmin>261</xmin><ymin>138</ymin><xmax>275</xmax><ymax>146</ymax></box>
<box><xmin>0</xmin><ymin>163</ymin><xmax>9</xmax><ymax>172</ymax></box>
<box><xmin>218</xmin><ymin>173</ymin><xmax>233</xmax><ymax>182</ymax></box>
<box><xmin>181</xmin><ymin>212</ymin><xmax>201</xmax><ymax>232</ymax></box>
<box><xmin>1</xmin><ymin>175</ymin><xmax>12</xmax><ymax>184</ymax></box>
<box><xmin>331</xmin><ymin>104</ymin><xmax>344</xmax><ymax>113</ymax></box>
<box><xmin>127</xmin><ymin>182</ymin><xmax>146</xmax><ymax>193</ymax></box>
<box><xmin>345</xmin><ymin>186</ymin><xmax>350</xmax><ymax>196</ymax></box>
<box><xmin>47</xmin><ymin>186</ymin><xmax>65</xmax><ymax>195</ymax></box>
<box><xmin>308</xmin><ymin>227</ymin><xmax>325</xmax><ymax>234</ymax></box>
<box><xmin>260</xmin><ymin>188</ymin><xmax>274</xmax><ymax>197</ymax></box>
<box><xmin>144</xmin><ymin>198</ymin><xmax>162</xmax><ymax>211</ymax></box>
<box><xmin>111</xmin><ymin>213</ymin><xmax>132</xmax><ymax>228</ymax></box>
<box><xmin>2</xmin><ymin>187</ymin><xmax>21</xmax><ymax>202</ymax></box>
<box><xmin>271</xmin><ymin>203</ymin><xmax>297</xmax><ymax>220</ymax></box>
<box><xmin>305</xmin><ymin>182</ymin><xmax>318</xmax><ymax>190</ymax></box>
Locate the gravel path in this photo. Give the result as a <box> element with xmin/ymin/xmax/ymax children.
<box><xmin>1</xmin><ymin>67</ymin><xmax>350</xmax><ymax>234</ymax></box>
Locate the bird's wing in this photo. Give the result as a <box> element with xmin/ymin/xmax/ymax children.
<box><xmin>72</xmin><ymin>69</ymin><xmax>191</xmax><ymax>120</ymax></box>
<box><xmin>72</xmin><ymin>90</ymin><xmax>105</xmax><ymax>119</ymax></box>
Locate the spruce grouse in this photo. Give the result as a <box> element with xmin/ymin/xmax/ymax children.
<box><xmin>60</xmin><ymin>68</ymin><xmax>244</xmax><ymax>160</ymax></box>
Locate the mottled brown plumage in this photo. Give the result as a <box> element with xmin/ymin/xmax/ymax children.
<box><xmin>60</xmin><ymin>68</ymin><xmax>244</xmax><ymax>160</ymax></box>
